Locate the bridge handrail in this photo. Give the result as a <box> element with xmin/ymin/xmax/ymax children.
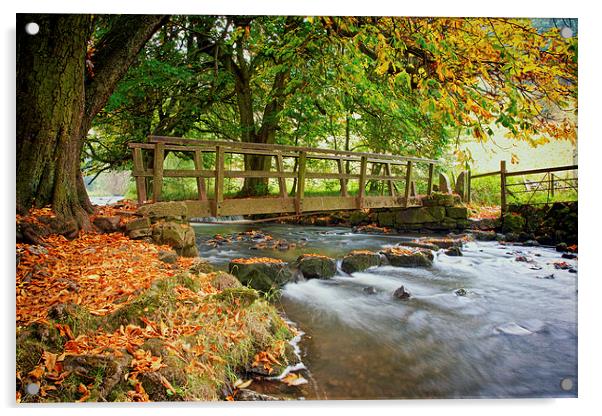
<box><xmin>145</xmin><ymin>135</ymin><xmax>442</xmax><ymax>165</ymax></box>
<box><xmin>128</xmin><ymin>135</ymin><xmax>441</xmax><ymax>216</ymax></box>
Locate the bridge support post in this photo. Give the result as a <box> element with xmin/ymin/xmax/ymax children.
<box><xmin>295</xmin><ymin>151</ymin><xmax>307</xmax><ymax>214</ymax></box>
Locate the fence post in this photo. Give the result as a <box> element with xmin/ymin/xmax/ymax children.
<box><xmin>295</xmin><ymin>151</ymin><xmax>307</xmax><ymax>214</ymax></box>
<box><xmin>152</xmin><ymin>143</ymin><xmax>164</xmax><ymax>203</ymax></box>
<box><xmin>275</xmin><ymin>152</ymin><xmax>287</xmax><ymax>198</ymax></box>
<box><xmin>427</xmin><ymin>163</ymin><xmax>434</xmax><ymax>196</ymax></box>
<box><xmin>467</xmin><ymin>169</ymin><xmax>472</xmax><ymax>204</ymax></box>
<box><xmin>550</xmin><ymin>173</ymin><xmax>555</xmax><ymax>197</ymax></box>
<box><xmin>358</xmin><ymin>156</ymin><xmax>368</xmax><ymax>208</ymax></box>
<box><xmin>214</xmin><ymin>146</ymin><xmax>224</xmax><ymax>217</ymax></box>
<box><xmin>404</xmin><ymin>161</ymin><xmax>413</xmax><ymax>208</ymax></box>
<box><xmin>132</xmin><ymin>147</ymin><xmax>147</xmax><ymax>204</ymax></box>
<box><xmin>500</xmin><ymin>160</ymin><xmax>507</xmax><ymax>213</ymax></box>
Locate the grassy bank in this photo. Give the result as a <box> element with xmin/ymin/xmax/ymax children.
<box><xmin>16</xmin><ymin>210</ymin><xmax>297</xmax><ymax>403</ymax></box>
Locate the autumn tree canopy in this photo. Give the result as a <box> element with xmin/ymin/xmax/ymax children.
<box><xmin>17</xmin><ymin>15</ymin><xmax>577</xmax><ymax>218</ymax></box>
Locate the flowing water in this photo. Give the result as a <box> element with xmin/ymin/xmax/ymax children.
<box><xmin>192</xmin><ymin>222</ymin><xmax>578</xmax><ymax>400</ymax></box>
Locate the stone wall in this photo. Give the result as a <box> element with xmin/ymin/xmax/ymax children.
<box><xmin>372</xmin><ymin>193</ymin><xmax>470</xmax><ymax>233</ymax></box>
<box><xmin>504</xmin><ymin>202</ymin><xmax>577</xmax><ymax>245</ymax></box>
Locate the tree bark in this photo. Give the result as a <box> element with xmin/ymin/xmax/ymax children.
<box><xmin>16</xmin><ymin>14</ymin><xmax>167</xmax><ymax>228</ymax></box>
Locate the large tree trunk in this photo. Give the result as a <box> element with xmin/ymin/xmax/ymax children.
<box><xmin>16</xmin><ymin>14</ymin><xmax>92</xmax><ymax>227</ymax></box>
<box><xmin>16</xmin><ymin>14</ymin><xmax>167</xmax><ymax>228</ymax></box>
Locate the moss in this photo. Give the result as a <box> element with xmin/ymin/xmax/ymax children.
<box><xmin>175</xmin><ymin>272</ymin><xmax>200</xmax><ymax>292</ymax></box>
<box><xmin>103</xmin><ymin>277</ymin><xmax>179</xmax><ymax>331</ymax></box>
<box><xmin>47</xmin><ymin>303</ymin><xmax>100</xmax><ymax>337</ymax></box>
<box><xmin>212</xmin><ymin>287</ymin><xmax>259</xmax><ymax>307</ymax></box>
<box><xmin>502</xmin><ymin>213</ymin><xmax>526</xmax><ymax>233</ymax></box>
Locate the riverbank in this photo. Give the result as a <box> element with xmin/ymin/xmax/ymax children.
<box><xmin>16</xmin><ymin>207</ymin><xmax>301</xmax><ymax>403</ymax></box>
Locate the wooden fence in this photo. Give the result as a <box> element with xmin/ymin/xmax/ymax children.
<box><xmin>468</xmin><ymin>161</ymin><xmax>578</xmax><ymax>212</ymax></box>
<box><xmin>128</xmin><ymin>136</ymin><xmax>441</xmax><ymax>218</ymax></box>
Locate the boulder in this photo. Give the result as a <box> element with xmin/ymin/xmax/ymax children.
<box><xmin>439</xmin><ymin>173</ymin><xmax>451</xmax><ymax>193</ymax></box>
<box><xmin>158</xmin><ymin>249</ymin><xmax>178</xmax><ymax>264</ymax></box>
<box><xmin>381</xmin><ymin>247</ymin><xmax>434</xmax><ymax>267</ymax></box>
<box><xmin>151</xmin><ymin>221</ymin><xmax>196</xmax><ymax>252</ymax></box>
<box><xmin>341</xmin><ymin>250</ymin><xmax>381</xmax><ymax>274</ymax></box>
<box><xmin>128</xmin><ymin>228</ymin><xmax>152</xmax><ymax>240</ymax></box>
<box><xmin>421</xmin><ymin>192</ymin><xmax>456</xmax><ymax>207</ymax></box>
<box><xmin>444</xmin><ymin>246</ymin><xmax>463</xmax><ymax>256</ymax></box>
<box><xmin>454</xmin><ymin>288</ymin><xmax>468</xmax><ymax>296</ymax></box>
<box><xmin>397</xmin><ymin>241</ymin><xmax>440</xmax><ymax>251</ymax></box>
<box><xmin>297</xmin><ymin>254</ymin><xmax>337</xmax><ymax>279</ymax></box>
<box><xmin>363</xmin><ymin>286</ymin><xmax>377</xmax><ymax>295</ymax></box>
<box><xmin>137</xmin><ymin>201</ymin><xmax>188</xmax><ymax>222</ymax></box>
<box><xmin>93</xmin><ymin>216</ymin><xmax>122</xmax><ymax>233</ymax></box>
<box><xmin>393</xmin><ymin>285</ymin><xmax>411</xmax><ymax>300</ymax></box>
<box><xmin>210</xmin><ymin>271</ymin><xmax>242</xmax><ymax>290</ymax></box>
<box><xmin>417</xmin><ymin>237</ymin><xmax>463</xmax><ymax>249</ymax></box>
<box><xmin>189</xmin><ymin>258</ymin><xmax>214</xmax><ymax>274</ymax></box>
<box><xmin>470</xmin><ymin>230</ymin><xmax>497</xmax><ymax>241</ymax></box>
<box><xmin>228</xmin><ymin>258</ymin><xmax>292</xmax><ymax>292</ymax></box>
<box><xmin>125</xmin><ymin>217</ymin><xmax>151</xmax><ymax>232</ymax></box>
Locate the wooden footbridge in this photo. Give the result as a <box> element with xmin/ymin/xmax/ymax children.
<box><xmin>129</xmin><ymin>136</ymin><xmax>441</xmax><ymax>218</ymax></box>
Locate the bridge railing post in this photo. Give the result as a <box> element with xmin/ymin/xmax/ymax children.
<box><xmin>214</xmin><ymin>146</ymin><xmax>224</xmax><ymax>217</ymax></box>
<box><xmin>337</xmin><ymin>158</ymin><xmax>348</xmax><ymax>197</ymax></box>
<box><xmin>295</xmin><ymin>151</ymin><xmax>307</xmax><ymax>214</ymax></box>
<box><xmin>152</xmin><ymin>142</ymin><xmax>165</xmax><ymax>203</ymax></box>
<box><xmin>194</xmin><ymin>149</ymin><xmax>207</xmax><ymax>200</ymax></box>
<box><xmin>358</xmin><ymin>156</ymin><xmax>367</xmax><ymax>208</ymax></box>
<box><xmin>404</xmin><ymin>161</ymin><xmax>413</xmax><ymax>207</ymax></box>
<box><xmin>132</xmin><ymin>147</ymin><xmax>147</xmax><ymax>204</ymax></box>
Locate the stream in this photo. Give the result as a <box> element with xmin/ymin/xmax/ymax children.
<box><xmin>192</xmin><ymin>222</ymin><xmax>578</xmax><ymax>400</ymax></box>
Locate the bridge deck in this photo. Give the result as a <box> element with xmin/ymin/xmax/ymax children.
<box><xmin>128</xmin><ymin>136</ymin><xmax>441</xmax><ymax>217</ymax></box>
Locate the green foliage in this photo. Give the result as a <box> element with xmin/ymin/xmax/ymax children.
<box><xmin>86</xmin><ymin>16</ymin><xmax>577</xmax><ymax>194</ymax></box>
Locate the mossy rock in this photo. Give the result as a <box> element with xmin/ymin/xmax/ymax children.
<box><xmin>395</xmin><ymin>206</ymin><xmax>445</xmax><ymax>225</ymax></box>
<box><xmin>398</xmin><ymin>241</ymin><xmax>440</xmax><ymax>251</ymax></box>
<box><xmin>228</xmin><ymin>259</ymin><xmax>292</xmax><ymax>293</ymax></box>
<box><xmin>137</xmin><ymin>201</ymin><xmax>188</xmax><ymax>221</ymax></box>
<box><xmin>446</xmin><ymin>206</ymin><xmax>469</xmax><ymax>219</ymax></box>
<box><xmin>151</xmin><ymin>221</ymin><xmax>196</xmax><ymax>250</ymax></box>
<box><xmin>341</xmin><ymin>250</ymin><xmax>381</xmax><ymax>274</ymax></box>
<box><xmin>381</xmin><ymin>247</ymin><xmax>434</xmax><ymax>267</ymax></box>
<box><xmin>297</xmin><ymin>254</ymin><xmax>337</xmax><ymax>279</ymax></box>
<box><xmin>189</xmin><ymin>258</ymin><xmax>214</xmax><ymax>274</ymax></box>
<box><xmin>213</xmin><ymin>287</ymin><xmax>259</xmax><ymax>307</ymax></box>
<box><xmin>210</xmin><ymin>271</ymin><xmax>242</xmax><ymax>290</ymax></box>
<box><xmin>502</xmin><ymin>213</ymin><xmax>526</xmax><ymax>234</ymax></box>
<box><xmin>349</xmin><ymin>211</ymin><xmax>370</xmax><ymax>226</ymax></box>
<box><xmin>376</xmin><ymin>211</ymin><xmax>396</xmax><ymax>228</ymax></box>
<box><xmin>421</xmin><ymin>192</ymin><xmax>456</xmax><ymax>207</ymax></box>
